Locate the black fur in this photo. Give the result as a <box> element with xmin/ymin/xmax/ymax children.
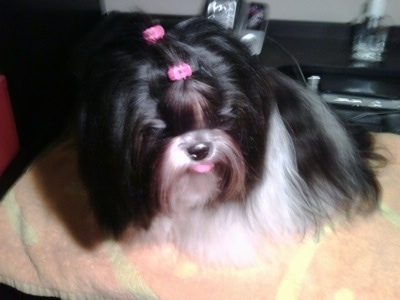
<box><xmin>76</xmin><ymin>13</ymin><xmax>380</xmax><ymax>238</ymax></box>
<box><xmin>77</xmin><ymin>15</ymin><xmax>270</xmax><ymax>234</ymax></box>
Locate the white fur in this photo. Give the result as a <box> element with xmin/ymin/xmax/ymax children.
<box><xmin>135</xmin><ymin>100</ymin><xmax>365</xmax><ymax>265</ymax></box>
<box><xmin>132</xmin><ymin>106</ymin><xmax>296</xmax><ymax>265</ymax></box>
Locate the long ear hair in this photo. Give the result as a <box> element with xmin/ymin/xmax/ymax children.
<box><xmin>75</xmin><ymin>13</ymin><xmax>163</xmax><ymax>235</ymax></box>
<box><xmin>263</xmin><ymin>69</ymin><xmax>381</xmax><ymax>228</ymax></box>
<box><xmin>75</xmin><ymin>13</ymin><xmax>272</xmax><ymax>236</ymax></box>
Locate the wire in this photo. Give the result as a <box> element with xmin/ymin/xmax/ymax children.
<box><xmin>346</xmin><ymin>110</ymin><xmax>400</xmax><ymax>122</ymax></box>
<box><xmin>265</xmin><ymin>36</ymin><xmax>307</xmax><ymax>86</ymax></box>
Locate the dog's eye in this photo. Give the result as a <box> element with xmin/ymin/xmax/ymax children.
<box><xmin>219</xmin><ymin>117</ymin><xmax>234</xmax><ymax>128</ymax></box>
<box><xmin>219</xmin><ymin>106</ymin><xmax>235</xmax><ymax>118</ymax></box>
<box><xmin>149</xmin><ymin>119</ymin><xmax>166</xmax><ymax>130</ymax></box>
<box><xmin>140</xmin><ymin>122</ymin><xmax>166</xmax><ymax>142</ymax></box>
<box><xmin>218</xmin><ymin>107</ymin><xmax>236</xmax><ymax>126</ymax></box>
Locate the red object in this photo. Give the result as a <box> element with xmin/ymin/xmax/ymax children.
<box><xmin>0</xmin><ymin>75</ymin><xmax>19</xmax><ymax>175</ymax></box>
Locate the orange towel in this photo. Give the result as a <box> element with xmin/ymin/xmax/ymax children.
<box><xmin>0</xmin><ymin>133</ymin><xmax>399</xmax><ymax>299</ymax></box>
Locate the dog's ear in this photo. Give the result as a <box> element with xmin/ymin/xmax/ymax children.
<box><xmin>77</xmin><ymin>89</ymin><xmax>158</xmax><ymax>237</ymax></box>
<box><xmin>74</xmin><ymin>16</ymin><xmax>164</xmax><ymax>237</ymax></box>
<box><xmin>266</xmin><ymin>69</ymin><xmax>379</xmax><ymax>216</ymax></box>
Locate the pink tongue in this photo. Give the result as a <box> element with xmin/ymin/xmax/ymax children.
<box><xmin>191</xmin><ymin>162</ymin><xmax>215</xmax><ymax>173</ymax></box>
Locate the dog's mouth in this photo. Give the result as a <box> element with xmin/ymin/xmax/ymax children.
<box><xmin>154</xmin><ymin>129</ymin><xmax>247</xmax><ymax>210</ymax></box>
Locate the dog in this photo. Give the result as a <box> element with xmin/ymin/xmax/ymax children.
<box><xmin>76</xmin><ymin>14</ymin><xmax>380</xmax><ymax>265</ymax></box>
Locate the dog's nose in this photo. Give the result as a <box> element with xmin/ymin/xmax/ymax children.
<box><xmin>186</xmin><ymin>143</ymin><xmax>210</xmax><ymax>161</ymax></box>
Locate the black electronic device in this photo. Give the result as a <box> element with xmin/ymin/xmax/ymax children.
<box><xmin>234</xmin><ymin>2</ymin><xmax>269</xmax><ymax>55</ymax></box>
<box><xmin>204</xmin><ymin>0</ymin><xmax>269</xmax><ymax>55</ymax></box>
<box><xmin>204</xmin><ymin>0</ymin><xmax>243</xmax><ymax>30</ymax></box>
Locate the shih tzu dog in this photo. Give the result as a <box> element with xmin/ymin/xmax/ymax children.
<box><xmin>76</xmin><ymin>13</ymin><xmax>380</xmax><ymax>264</ymax></box>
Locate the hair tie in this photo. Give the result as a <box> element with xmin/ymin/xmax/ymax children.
<box><xmin>142</xmin><ymin>25</ymin><xmax>165</xmax><ymax>44</ymax></box>
<box><xmin>168</xmin><ymin>63</ymin><xmax>192</xmax><ymax>81</ymax></box>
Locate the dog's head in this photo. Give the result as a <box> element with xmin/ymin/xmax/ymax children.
<box><xmin>77</xmin><ymin>15</ymin><xmax>271</xmax><ymax>236</ymax></box>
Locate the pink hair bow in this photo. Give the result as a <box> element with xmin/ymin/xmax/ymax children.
<box><xmin>168</xmin><ymin>63</ymin><xmax>192</xmax><ymax>81</ymax></box>
<box><xmin>142</xmin><ymin>25</ymin><xmax>165</xmax><ymax>44</ymax></box>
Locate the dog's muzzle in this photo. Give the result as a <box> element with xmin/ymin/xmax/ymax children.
<box><xmin>186</xmin><ymin>141</ymin><xmax>215</xmax><ymax>173</ymax></box>
<box><xmin>186</xmin><ymin>142</ymin><xmax>211</xmax><ymax>161</ymax></box>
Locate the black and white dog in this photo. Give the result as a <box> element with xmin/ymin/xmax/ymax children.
<box><xmin>77</xmin><ymin>14</ymin><xmax>380</xmax><ymax>264</ymax></box>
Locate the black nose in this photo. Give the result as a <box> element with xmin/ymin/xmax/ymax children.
<box><xmin>187</xmin><ymin>143</ymin><xmax>210</xmax><ymax>161</ymax></box>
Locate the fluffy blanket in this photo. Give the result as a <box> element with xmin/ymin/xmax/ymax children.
<box><xmin>0</xmin><ymin>133</ymin><xmax>399</xmax><ymax>299</ymax></box>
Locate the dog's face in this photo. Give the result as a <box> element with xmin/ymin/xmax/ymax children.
<box><xmin>77</xmin><ymin>16</ymin><xmax>271</xmax><ymax>235</ymax></box>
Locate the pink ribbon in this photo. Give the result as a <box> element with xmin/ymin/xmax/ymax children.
<box><xmin>142</xmin><ymin>25</ymin><xmax>165</xmax><ymax>44</ymax></box>
<box><xmin>167</xmin><ymin>63</ymin><xmax>192</xmax><ymax>81</ymax></box>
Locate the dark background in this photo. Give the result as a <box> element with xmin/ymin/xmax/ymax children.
<box><xmin>0</xmin><ymin>0</ymin><xmax>102</xmax><ymax>198</ymax></box>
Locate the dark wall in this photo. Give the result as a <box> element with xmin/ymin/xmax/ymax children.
<box><xmin>0</xmin><ymin>0</ymin><xmax>102</xmax><ymax>150</ymax></box>
<box><xmin>0</xmin><ymin>0</ymin><xmax>102</xmax><ymax>198</ymax></box>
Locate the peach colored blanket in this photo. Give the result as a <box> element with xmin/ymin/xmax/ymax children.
<box><xmin>0</xmin><ymin>133</ymin><xmax>399</xmax><ymax>299</ymax></box>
